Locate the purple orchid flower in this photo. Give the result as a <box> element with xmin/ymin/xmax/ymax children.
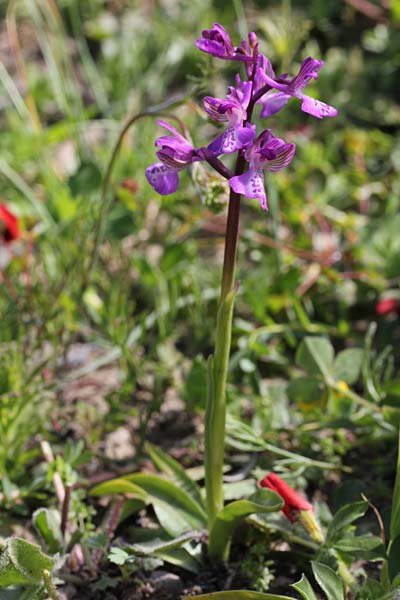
<box><xmin>204</xmin><ymin>81</ymin><xmax>256</xmax><ymax>156</ymax></box>
<box><xmin>145</xmin><ymin>121</ymin><xmax>199</xmax><ymax>196</ymax></box>
<box><xmin>257</xmin><ymin>57</ymin><xmax>337</xmax><ymax>119</ymax></box>
<box><xmin>196</xmin><ymin>23</ymin><xmax>253</xmax><ymax>62</ymax></box>
<box><xmin>229</xmin><ymin>129</ymin><xmax>296</xmax><ymax>210</ymax></box>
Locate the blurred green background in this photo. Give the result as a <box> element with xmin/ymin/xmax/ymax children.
<box><xmin>0</xmin><ymin>0</ymin><xmax>399</xmax><ymax>502</ymax></box>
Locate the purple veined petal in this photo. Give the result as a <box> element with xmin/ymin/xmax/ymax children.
<box><xmin>207</xmin><ymin>127</ymin><xmax>237</xmax><ymax>155</ymax></box>
<box><xmin>207</xmin><ymin>124</ymin><xmax>255</xmax><ymax>156</ymax></box>
<box><xmin>241</xmin><ymin>80</ymin><xmax>253</xmax><ymax>110</ymax></box>
<box><xmin>196</xmin><ymin>23</ymin><xmax>253</xmax><ymax>61</ymax></box>
<box><xmin>301</xmin><ymin>95</ymin><xmax>338</xmax><ymax>119</ymax></box>
<box><xmin>195</xmin><ymin>38</ymin><xmax>227</xmax><ymax>59</ymax></box>
<box><xmin>201</xmin><ymin>23</ymin><xmax>234</xmax><ymax>53</ymax></box>
<box><xmin>155</xmin><ymin>135</ymin><xmax>192</xmax><ymax>154</ymax></box>
<box><xmin>263</xmin><ymin>143</ymin><xmax>296</xmax><ymax>172</ymax></box>
<box><xmin>236</xmin><ymin>124</ymin><xmax>256</xmax><ymax>148</ymax></box>
<box><xmin>145</xmin><ymin>162</ymin><xmax>179</xmax><ymax>195</ymax></box>
<box><xmin>229</xmin><ymin>167</ymin><xmax>268</xmax><ymax>210</ymax></box>
<box><xmin>203</xmin><ymin>96</ymin><xmax>231</xmax><ymax>122</ymax></box>
<box><xmin>255</xmin><ymin>67</ymin><xmax>288</xmax><ymax>94</ymax></box>
<box><xmin>288</xmin><ymin>57</ymin><xmax>323</xmax><ymax>94</ymax></box>
<box><xmin>259</xmin><ymin>91</ymin><xmax>291</xmax><ymax>117</ymax></box>
<box><xmin>156</xmin><ymin>120</ymin><xmax>189</xmax><ymax>144</ymax></box>
<box><xmin>258</xmin><ymin>54</ymin><xmax>275</xmax><ymax>79</ymax></box>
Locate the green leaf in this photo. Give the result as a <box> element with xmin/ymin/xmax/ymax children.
<box><xmin>128</xmin><ymin>530</ymin><xmax>201</xmax><ymax>556</ymax></box>
<box><xmin>388</xmin><ymin>534</ymin><xmax>400</xmax><ymax>583</ymax></box>
<box><xmin>287</xmin><ymin>376</ymin><xmax>328</xmax><ymax>411</ymax></box>
<box><xmin>326</xmin><ymin>500</ymin><xmax>368</xmax><ymax>543</ymax></box>
<box><xmin>333</xmin><ymin>348</ymin><xmax>363</xmax><ymax>384</ymax></box>
<box><xmin>146</xmin><ymin>443</ymin><xmax>206</xmax><ymax>512</ymax></box>
<box><xmin>208</xmin><ymin>489</ymin><xmax>283</xmax><ymax>560</ymax></box>
<box><xmin>90</xmin><ymin>478</ymin><xmax>148</xmax><ymax>499</ymax></box>
<box><xmin>125</xmin><ymin>474</ymin><xmax>207</xmax><ymax>536</ymax></box>
<box><xmin>152</xmin><ymin>547</ymin><xmax>199</xmax><ymax>573</ymax></box>
<box><xmin>292</xmin><ymin>574</ymin><xmax>319</xmax><ymax>600</ymax></box>
<box><xmin>125</xmin><ymin>526</ymin><xmax>201</xmax><ymax>573</ymax></box>
<box><xmin>354</xmin><ymin>579</ymin><xmax>386</xmax><ymax>600</ymax></box>
<box><xmin>0</xmin><ymin>538</ymin><xmax>57</xmax><ymax>587</ymax></box>
<box><xmin>296</xmin><ymin>337</ymin><xmax>334</xmax><ymax>379</ymax></box>
<box><xmin>390</xmin><ymin>429</ymin><xmax>400</xmax><ymax>541</ymax></box>
<box><xmin>32</xmin><ymin>508</ymin><xmax>64</xmax><ymax>554</ymax></box>
<box><xmin>185</xmin><ymin>592</ymin><xmax>297</xmax><ymax>600</ymax></box>
<box><xmin>333</xmin><ymin>534</ymin><xmax>384</xmax><ymax>555</ymax></box>
<box><xmin>311</xmin><ymin>561</ymin><xmax>344</xmax><ymax>600</ymax></box>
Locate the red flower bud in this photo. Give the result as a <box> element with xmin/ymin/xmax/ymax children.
<box><xmin>259</xmin><ymin>472</ymin><xmax>313</xmax><ymax>523</ymax></box>
<box><xmin>376</xmin><ymin>298</ymin><xmax>400</xmax><ymax>316</ymax></box>
<box><xmin>0</xmin><ymin>204</ymin><xmax>20</xmax><ymax>243</ymax></box>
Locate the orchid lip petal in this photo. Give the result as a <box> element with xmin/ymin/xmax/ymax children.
<box><xmin>300</xmin><ymin>95</ymin><xmax>338</xmax><ymax>118</ymax></box>
<box><xmin>229</xmin><ymin>167</ymin><xmax>268</xmax><ymax>210</ymax></box>
<box><xmin>145</xmin><ymin>162</ymin><xmax>179</xmax><ymax>196</ymax></box>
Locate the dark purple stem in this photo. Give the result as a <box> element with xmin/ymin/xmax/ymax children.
<box><xmin>199</xmin><ymin>147</ymin><xmax>234</xmax><ymax>179</ymax></box>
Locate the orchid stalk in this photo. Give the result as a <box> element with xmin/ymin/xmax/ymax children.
<box><xmin>145</xmin><ymin>22</ymin><xmax>337</xmax><ymax>560</ymax></box>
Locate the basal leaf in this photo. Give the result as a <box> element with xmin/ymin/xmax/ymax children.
<box><xmin>311</xmin><ymin>561</ymin><xmax>344</xmax><ymax>600</ymax></box>
<box><xmin>146</xmin><ymin>442</ymin><xmax>206</xmax><ymax>512</ymax></box>
<box><xmin>126</xmin><ymin>474</ymin><xmax>207</xmax><ymax>536</ymax></box>
<box><xmin>90</xmin><ymin>478</ymin><xmax>148</xmax><ymax>499</ymax></box>
<box><xmin>128</xmin><ymin>529</ymin><xmax>201</xmax><ymax>555</ymax></box>
<box><xmin>208</xmin><ymin>489</ymin><xmax>283</xmax><ymax>560</ymax></box>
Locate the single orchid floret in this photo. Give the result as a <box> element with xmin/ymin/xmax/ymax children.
<box><xmin>259</xmin><ymin>472</ymin><xmax>313</xmax><ymax>523</ymax></box>
<box><xmin>196</xmin><ymin>23</ymin><xmax>253</xmax><ymax>62</ymax></box>
<box><xmin>257</xmin><ymin>56</ymin><xmax>338</xmax><ymax>119</ymax></box>
<box><xmin>204</xmin><ymin>81</ymin><xmax>255</xmax><ymax>156</ymax></box>
<box><xmin>145</xmin><ymin>121</ymin><xmax>200</xmax><ymax>196</ymax></box>
<box><xmin>0</xmin><ymin>204</ymin><xmax>20</xmax><ymax>243</ymax></box>
<box><xmin>229</xmin><ymin>129</ymin><xmax>295</xmax><ymax>210</ymax></box>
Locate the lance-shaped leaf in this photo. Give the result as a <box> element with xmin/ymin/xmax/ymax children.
<box><xmin>125</xmin><ymin>474</ymin><xmax>207</xmax><ymax>536</ymax></box>
<box><xmin>90</xmin><ymin>478</ymin><xmax>148</xmax><ymax>499</ymax></box>
<box><xmin>146</xmin><ymin>442</ymin><xmax>206</xmax><ymax>511</ymax></box>
<box><xmin>185</xmin><ymin>591</ymin><xmax>297</xmax><ymax>600</ymax></box>
<box><xmin>326</xmin><ymin>500</ymin><xmax>367</xmax><ymax>544</ymax></box>
<box><xmin>0</xmin><ymin>538</ymin><xmax>58</xmax><ymax>587</ymax></box>
<box><xmin>311</xmin><ymin>562</ymin><xmax>344</xmax><ymax>600</ymax></box>
<box><xmin>208</xmin><ymin>489</ymin><xmax>283</xmax><ymax>560</ymax></box>
<box><xmin>128</xmin><ymin>529</ymin><xmax>202</xmax><ymax>556</ymax></box>
<box><xmin>292</xmin><ymin>574</ymin><xmax>319</xmax><ymax>600</ymax></box>
<box><xmin>124</xmin><ymin>529</ymin><xmax>202</xmax><ymax>574</ymax></box>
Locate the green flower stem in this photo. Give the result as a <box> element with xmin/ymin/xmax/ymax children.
<box><xmin>205</xmin><ymin>288</ymin><xmax>236</xmax><ymax>533</ymax></box>
<box><xmin>205</xmin><ymin>153</ymin><xmax>244</xmax><ymax>549</ymax></box>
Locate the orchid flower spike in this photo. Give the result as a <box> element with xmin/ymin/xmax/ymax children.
<box><xmin>229</xmin><ymin>129</ymin><xmax>296</xmax><ymax>210</ymax></box>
